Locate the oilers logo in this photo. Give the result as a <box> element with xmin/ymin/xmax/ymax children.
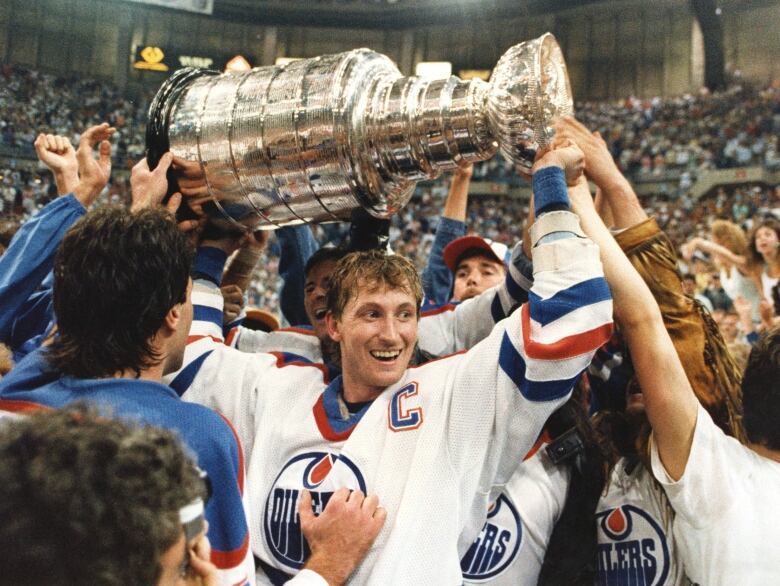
<box><xmin>461</xmin><ymin>494</ymin><xmax>523</xmax><ymax>582</ymax></box>
<box><xmin>264</xmin><ymin>452</ymin><xmax>366</xmax><ymax>571</ymax></box>
<box><xmin>596</xmin><ymin>505</ymin><xmax>670</xmax><ymax>586</ymax></box>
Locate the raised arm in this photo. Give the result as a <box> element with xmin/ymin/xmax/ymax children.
<box><xmin>421</xmin><ymin>163</ymin><xmax>471</xmax><ymax>303</ymax></box>
<box><xmin>278</xmin><ymin>225</ymin><xmax>319</xmax><ymax>326</ymax></box>
<box><xmin>444</xmin><ymin>144</ymin><xmax>613</xmax><ymax>485</ymax></box>
<box><xmin>0</xmin><ymin>124</ymin><xmax>114</xmax><ymax>342</ymax></box>
<box><xmin>554</xmin><ymin>115</ymin><xmax>646</xmax><ymax>229</ymax></box>
<box><xmin>684</xmin><ymin>236</ymin><xmax>748</xmax><ymax>268</ymax></box>
<box><xmin>33</xmin><ymin>133</ymin><xmax>79</xmax><ymax>196</ymax></box>
<box><xmin>568</xmin><ymin>177</ymin><xmax>699</xmax><ymax>480</ymax></box>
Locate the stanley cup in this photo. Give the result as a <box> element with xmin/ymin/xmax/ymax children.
<box><xmin>146</xmin><ymin>33</ymin><xmax>572</xmax><ymax>230</ymax></box>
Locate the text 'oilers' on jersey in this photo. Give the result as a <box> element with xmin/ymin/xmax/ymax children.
<box><xmin>462</xmin><ymin>446</ymin><xmax>570</xmax><ymax>585</ymax></box>
<box><xmin>596</xmin><ymin>457</ymin><xmax>688</xmax><ymax>586</ymax></box>
<box><xmin>168</xmin><ymin>212</ymin><xmax>613</xmax><ymax>585</ymax></box>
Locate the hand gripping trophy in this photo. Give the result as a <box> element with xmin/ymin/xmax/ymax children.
<box><xmin>146</xmin><ymin>33</ymin><xmax>572</xmax><ymax>231</ymax></box>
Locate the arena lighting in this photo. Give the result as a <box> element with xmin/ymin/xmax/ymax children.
<box><xmin>459</xmin><ymin>69</ymin><xmax>491</xmax><ymax>81</ymax></box>
<box><xmin>225</xmin><ymin>55</ymin><xmax>252</xmax><ymax>72</ymax></box>
<box><xmin>415</xmin><ymin>61</ymin><xmax>452</xmax><ymax>79</ymax></box>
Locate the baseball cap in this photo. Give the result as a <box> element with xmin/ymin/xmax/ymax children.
<box><xmin>443</xmin><ymin>235</ymin><xmax>510</xmax><ymax>273</ymax></box>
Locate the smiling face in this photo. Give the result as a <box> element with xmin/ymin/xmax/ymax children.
<box><xmin>452</xmin><ymin>253</ymin><xmax>506</xmax><ymax>301</ymax></box>
<box><xmin>304</xmin><ymin>258</ymin><xmax>337</xmax><ymax>340</ymax></box>
<box><xmin>327</xmin><ymin>283</ymin><xmax>418</xmax><ymax>401</ymax></box>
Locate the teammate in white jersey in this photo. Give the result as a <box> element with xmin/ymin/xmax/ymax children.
<box><xmin>221</xmin><ymin>242</ymin><xmax>530</xmax><ymax>367</ymax></box>
<box><xmin>172</xmin><ymin>142</ymin><xmax>614</xmax><ymax>585</ymax></box>
<box><xmin>568</xmin><ymin>170</ymin><xmax>780</xmax><ymax>586</ymax></box>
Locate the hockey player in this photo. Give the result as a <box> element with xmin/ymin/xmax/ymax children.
<box><xmin>173</xmin><ymin>140</ymin><xmax>614</xmax><ymax>584</ymax></box>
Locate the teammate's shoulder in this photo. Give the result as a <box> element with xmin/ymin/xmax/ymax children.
<box><xmin>276</xmin><ymin>325</ymin><xmax>318</xmax><ymax>337</ymax></box>
<box><xmin>420</xmin><ymin>300</ymin><xmax>459</xmax><ymax>318</ymax></box>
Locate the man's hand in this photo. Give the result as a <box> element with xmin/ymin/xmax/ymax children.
<box><xmin>221</xmin><ymin>284</ymin><xmax>245</xmax><ymax>326</ymax></box>
<box><xmin>299</xmin><ymin>487</ymin><xmax>386</xmax><ymax>586</ymax></box>
<box><xmin>760</xmin><ymin>298</ymin><xmax>776</xmax><ymax>328</ymax></box>
<box><xmin>72</xmin><ymin>123</ymin><xmax>116</xmax><ymax>207</ymax></box>
<box><xmin>532</xmin><ymin>140</ymin><xmax>585</xmax><ymax>185</ymax></box>
<box><xmin>454</xmin><ymin>161</ymin><xmax>473</xmax><ymax>180</ymax></box>
<box><xmin>554</xmin><ymin>116</ymin><xmax>646</xmax><ymax>229</ymax></box>
<box><xmin>554</xmin><ymin>116</ymin><xmax>621</xmax><ymax>189</ymax></box>
<box><xmin>240</xmin><ymin>230</ymin><xmax>269</xmax><ymax>251</ymax></box>
<box><xmin>173</xmin><ymin>156</ymin><xmax>211</xmax><ymax>199</ymax></box>
<box><xmin>180</xmin><ymin>532</ymin><xmax>218</xmax><ymax>586</ymax></box>
<box><xmin>34</xmin><ymin>133</ymin><xmax>79</xmax><ymax>195</ymax></box>
<box><xmin>733</xmin><ymin>296</ymin><xmax>753</xmax><ymax>322</ymax></box>
<box><xmin>131</xmin><ymin>153</ymin><xmax>174</xmax><ymax>212</ymax></box>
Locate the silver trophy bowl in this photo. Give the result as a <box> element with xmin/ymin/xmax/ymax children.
<box><xmin>146</xmin><ymin>33</ymin><xmax>572</xmax><ymax>230</ymax></box>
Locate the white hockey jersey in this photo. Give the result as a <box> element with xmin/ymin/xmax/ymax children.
<box><xmin>462</xmin><ymin>445</ymin><xmax>570</xmax><ymax>585</ymax></box>
<box><xmin>171</xmin><ymin>220</ymin><xmax>613</xmax><ymax>585</ymax></box>
<box><xmin>596</xmin><ymin>457</ymin><xmax>690</xmax><ymax>586</ymax></box>
<box><xmin>223</xmin><ymin>243</ymin><xmax>530</xmax><ymax>362</ymax></box>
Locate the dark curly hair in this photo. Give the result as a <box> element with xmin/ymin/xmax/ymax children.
<box><xmin>0</xmin><ymin>403</ymin><xmax>206</xmax><ymax>586</ymax></box>
<box><xmin>742</xmin><ymin>325</ymin><xmax>780</xmax><ymax>450</ymax></box>
<box><xmin>48</xmin><ymin>206</ymin><xmax>193</xmax><ymax>378</ymax></box>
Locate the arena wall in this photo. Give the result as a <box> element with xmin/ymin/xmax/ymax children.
<box><xmin>0</xmin><ymin>0</ymin><xmax>779</xmax><ymax>99</ymax></box>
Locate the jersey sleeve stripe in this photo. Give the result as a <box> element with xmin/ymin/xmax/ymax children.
<box><xmin>215</xmin><ymin>411</ymin><xmax>246</xmax><ymax>495</ymax></box>
<box><xmin>269</xmin><ymin>351</ymin><xmax>330</xmax><ymax>381</ymax></box>
<box><xmin>490</xmin><ymin>294</ymin><xmax>505</xmax><ymax>322</ymax></box>
<box><xmin>170</xmin><ymin>350</ymin><xmax>213</xmax><ymax>397</ymax></box>
<box><xmin>225</xmin><ymin>326</ymin><xmax>238</xmax><ymax>347</ymax></box>
<box><xmin>522</xmin><ymin>303</ymin><xmax>613</xmax><ymax>361</ymax></box>
<box><xmin>210</xmin><ymin>531</ymin><xmax>251</xmax><ymax>568</ymax></box>
<box><xmin>0</xmin><ymin>399</ymin><xmax>52</xmax><ymax>413</ymax></box>
<box><xmin>498</xmin><ymin>333</ymin><xmax>582</xmax><ymax>402</ymax></box>
<box><xmin>527</xmin><ymin>299</ymin><xmax>614</xmax><ymax>345</ymax></box>
<box><xmin>194</xmin><ymin>305</ymin><xmax>224</xmax><ymax>328</ymax></box>
<box><xmin>528</xmin><ymin>277</ymin><xmax>612</xmax><ymax>326</ymax></box>
<box><xmin>278</xmin><ymin>326</ymin><xmax>318</xmax><ymax>336</ymax></box>
<box><xmin>420</xmin><ymin>302</ymin><xmax>458</xmax><ymax>318</ymax></box>
<box><xmin>504</xmin><ymin>267</ymin><xmax>529</xmax><ymax>304</ymax></box>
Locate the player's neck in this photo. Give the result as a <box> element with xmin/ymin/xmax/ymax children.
<box><xmin>748</xmin><ymin>441</ymin><xmax>780</xmax><ymax>464</ymax></box>
<box><xmin>341</xmin><ymin>375</ymin><xmax>383</xmax><ymax>404</ymax></box>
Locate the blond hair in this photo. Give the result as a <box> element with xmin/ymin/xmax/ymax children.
<box><xmin>711</xmin><ymin>220</ymin><xmax>748</xmax><ymax>256</ymax></box>
<box><xmin>326</xmin><ymin>251</ymin><xmax>423</xmax><ymax>319</ymax></box>
<box><xmin>711</xmin><ymin>219</ymin><xmax>760</xmax><ymax>272</ymax></box>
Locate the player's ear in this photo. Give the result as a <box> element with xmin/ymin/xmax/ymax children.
<box><xmin>164</xmin><ymin>305</ymin><xmax>181</xmax><ymax>332</ymax></box>
<box><xmin>325</xmin><ymin>310</ymin><xmax>342</xmax><ymax>343</ymax></box>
